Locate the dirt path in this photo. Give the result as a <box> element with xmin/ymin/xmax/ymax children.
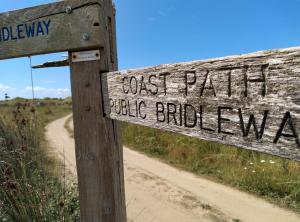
<box><xmin>45</xmin><ymin>115</ymin><xmax>300</xmax><ymax>222</ymax></box>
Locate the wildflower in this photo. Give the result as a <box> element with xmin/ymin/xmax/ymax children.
<box><xmin>252</xmin><ymin>170</ymin><xmax>256</xmax><ymax>173</ymax></box>
<box><xmin>260</xmin><ymin>160</ymin><xmax>265</xmax><ymax>163</ymax></box>
<box><xmin>244</xmin><ymin>167</ymin><xmax>247</xmax><ymax>170</ymax></box>
<box><xmin>249</xmin><ymin>162</ymin><xmax>254</xmax><ymax>165</ymax></box>
<box><xmin>269</xmin><ymin>160</ymin><xmax>275</xmax><ymax>164</ymax></box>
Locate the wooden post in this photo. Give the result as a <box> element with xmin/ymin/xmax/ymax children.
<box><xmin>69</xmin><ymin>0</ymin><xmax>126</xmax><ymax>221</ymax></box>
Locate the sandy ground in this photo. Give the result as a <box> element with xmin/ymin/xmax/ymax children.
<box><xmin>45</xmin><ymin>114</ymin><xmax>300</xmax><ymax>222</ymax></box>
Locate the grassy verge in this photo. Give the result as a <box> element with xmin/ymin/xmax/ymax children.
<box><xmin>0</xmin><ymin>98</ymin><xmax>79</xmax><ymax>221</ymax></box>
<box><xmin>122</xmin><ymin>122</ymin><xmax>300</xmax><ymax>213</ymax></box>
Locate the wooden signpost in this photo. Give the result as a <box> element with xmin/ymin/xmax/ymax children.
<box><xmin>0</xmin><ymin>0</ymin><xmax>103</xmax><ymax>60</ymax></box>
<box><xmin>0</xmin><ymin>1</ymin><xmax>126</xmax><ymax>222</ymax></box>
<box><xmin>102</xmin><ymin>48</ymin><xmax>300</xmax><ymax>161</ymax></box>
<box><xmin>0</xmin><ymin>0</ymin><xmax>300</xmax><ymax>221</ymax></box>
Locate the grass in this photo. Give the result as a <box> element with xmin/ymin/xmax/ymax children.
<box><xmin>2</xmin><ymin>97</ymin><xmax>299</xmax><ymax>220</ymax></box>
<box><xmin>0</xmin><ymin>98</ymin><xmax>79</xmax><ymax>221</ymax></box>
<box><xmin>122</xmin><ymin>122</ymin><xmax>300</xmax><ymax>213</ymax></box>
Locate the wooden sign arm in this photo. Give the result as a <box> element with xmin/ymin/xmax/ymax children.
<box><xmin>102</xmin><ymin>46</ymin><xmax>300</xmax><ymax>162</ymax></box>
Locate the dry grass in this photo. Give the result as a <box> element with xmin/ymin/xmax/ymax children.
<box><xmin>0</xmin><ymin>99</ymin><xmax>79</xmax><ymax>221</ymax></box>
<box><xmin>122</xmin><ymin>122</ymin><xmax>300</xmax><ymax>213</ymax></box>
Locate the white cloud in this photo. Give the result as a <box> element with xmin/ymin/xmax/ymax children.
<box><xmin>24</xmin><ymin>86</ymin><xmax>70</xmax><ymax>95</ymax></box>
<box><xmin>0</xmin><ymin>84</ymin><xmax>15</xmax><ymax>93</ymax></box>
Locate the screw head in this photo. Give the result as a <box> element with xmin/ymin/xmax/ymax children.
<box><xmin>85</xmin><ymin>106</ymin><xmax>91</xmax><ymax>112</ymax></box>
<box><xmin>83</xmin><ymin>33</ymin><xmax>90</xmax><ymax>41</ymax></box>
<box><xmin>65</xmin><ymin>6</ymin><xmax>72</xmax><ymax>14</ymax></box>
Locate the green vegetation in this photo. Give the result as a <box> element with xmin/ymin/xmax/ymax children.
<box><xmin>1</xmin><ymin>97</ymin><xmax>299</xmax><ymax>220</ymax></box>
<box><xmin>0</xmin><ymin>98</ymin><xmax>79</xmax><ymax>221</ymax></box>
<box><xmin>122</xmin><ymin>122</ymin><xmax>300</xmax><ymax>212</ymax></box>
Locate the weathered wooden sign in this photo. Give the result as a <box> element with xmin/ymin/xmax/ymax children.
<box><xmin>103</xmin><ymin>47</ymin><xmax>300</xmax><ymax>161</ymax></box>
<box><xmin>1</xmin><ymin>1</ymin><xmax>126</xmax><ymax>221</ymax></box>
<box><xmin>2</xmin><ymin>1</ymin><xmax>300</xmax><ymax>221</ymax></box>
<box><xmin>0</xmin><ymin>0</ymin><xmax>103</xmax><ymax>60</ymax></box>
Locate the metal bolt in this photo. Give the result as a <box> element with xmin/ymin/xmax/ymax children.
<box><xmin>85</xmin><ymin>81</ymin><xmax>90</xmax><ymax>87</ymax></box>
<box><xmin>104</xmin><ymin>207</ymin><xmax>112</xmax><ymax>215</ymax></box>
<box><xmin>104</xmin><ymin>201</ymin><xmax>112</xmax><ymax>215</ymax></box>
<box><xmin>83</xmin><ymin>33</ymin><xmax>90</xmax><ymax>41</ymax></box>
<box><xmin>85</xmin><ymin>106</ymin><xmax>91</xmax><ymax>112</ymax></box>
<box><xmin>65</xmin><ymin>6</ymin><xmax>72</xmax><ymax>14</ymax></box>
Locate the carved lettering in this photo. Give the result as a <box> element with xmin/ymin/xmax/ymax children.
<box><xmin>239</xmin><ymin>109</ymin><xmax>269</xmax><ymax>140</ymax></box>
<box><xmin>159</xmin><ymin>72</ymin><xmax>170</xmax><ymax>96</ymax></box>
<box><xmin>199</xmin><ymin>105</ymin><xmax>214</xmax><ymax>132</ymax></box>
<box><xmin>184</xmin><ymin>71</ymin><xmax>196</xmax><ymax>96</ymax></box>
<box><xmin>200</xmin><ymin>71</ymin><xmax>216</xmax><ymax>97</ymax></box>
<box><xmin>274</xmin><ymin>112</ymin><xmax>300</xmax><ymax>147</ymax></box>
<box><xmin>156</xmin><ymin>102</ymin><xmax>165</xmax><ymax>122</ymax></box>
<box><xmin>218</xmin><ymin>107</ymin><xmax>234</xmax><ymax>135</ymax></box>
<box><xmin>184</xmin><ymin>104</ymin><xmax>197</xmax><ymax>128</ymax></box>
<box><xmin>244</xmin><ymin>65</ymin><xmax>268</xmax><ymax>97</ymax></box>
<box><xmin>105</xmin><ymin>48</ymin><xmax>300</xmax><ymax>161</ymax></box>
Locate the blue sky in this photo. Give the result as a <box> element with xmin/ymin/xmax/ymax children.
<box><xmin>0</xmin><ymin>0</ymin><xmax>300</xmax><ymax>99</ymax></box>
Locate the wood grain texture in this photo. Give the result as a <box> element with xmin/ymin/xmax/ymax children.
<box><xmin>70</xmin><ymin>0</ymin><xmax>126</xmax><ymax>221</ymax></box>
<box><xmin>0</xmin><ymin>0</ymin><xmax>103</xmax><ymax>60</ymax></box>
<box><xmin>103</xmin><ymin>46</ymin><xmax>300</xmax><ymax>161</ymax></box>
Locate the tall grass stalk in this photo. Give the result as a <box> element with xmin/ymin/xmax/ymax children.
<box><xmin>0</xmin><ymin>101</ymin><xmax>79</xmax><ymax>221</ymax></box>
